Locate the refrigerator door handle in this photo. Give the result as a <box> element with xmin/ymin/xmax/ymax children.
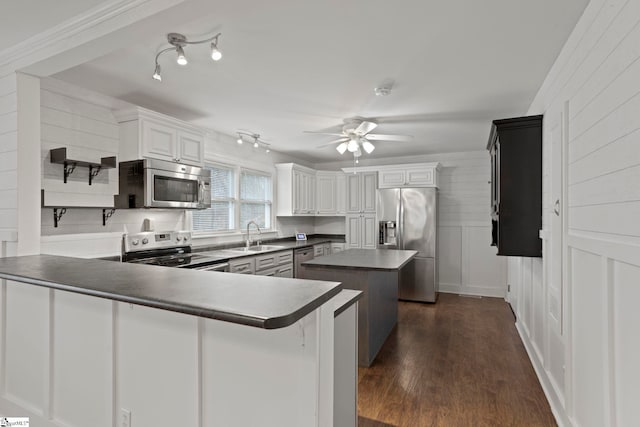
<box><xmin>398</xmin><ymin>189</ymin><xmax>403</xmax><ymax>250</ymax></box>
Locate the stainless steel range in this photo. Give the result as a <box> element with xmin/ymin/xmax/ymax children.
<box><xmin>122</xmin><ymin>230</ymin><xmax>230</xmax><ymax>271</ymax></box>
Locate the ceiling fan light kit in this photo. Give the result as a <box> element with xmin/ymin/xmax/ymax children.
<box><xmin>152</xmin><ymin>32</ymin><xmax>222</xmax><ymax>81</ymax></box>
<box><xmin>310</xmin><ymin>119</ymin><xmax>412</xmax><ymax>158</ymax></box>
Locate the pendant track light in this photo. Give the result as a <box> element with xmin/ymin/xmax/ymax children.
<box><xmin>152</xmin><ymin>32</ymin><xmax>223</xmax><ymax>81</ymax></box>
<box><xmin>236</xmin><ymin>130</ymin><xmax>271</xmax><ymax>154</ymax></box>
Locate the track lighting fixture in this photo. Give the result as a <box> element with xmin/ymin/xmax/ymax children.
<box><xmin>152</xmin><ymin>32</ymin><xmax>222</xmax><ymax>81</ymax></box>
<box><xmin>236</xmin><ymin>130</ymin><xmax>271</xmax><ymax>154</ymax></box>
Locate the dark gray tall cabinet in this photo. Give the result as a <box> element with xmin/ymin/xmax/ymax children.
<box><xmin>487</xmin><ymin>115</ymin><xmax>543</xmax><ymax>257</ymax></box>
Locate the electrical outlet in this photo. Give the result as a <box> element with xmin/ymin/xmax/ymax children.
<box><xmin>121</xmin><ymin>408</ymin><xmax>131</xmax><ymax>427</ymax></box>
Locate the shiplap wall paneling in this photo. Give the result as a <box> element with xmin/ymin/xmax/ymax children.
<box><xmin>508</xmin><ymin>0</ymin><xmax>640</xmax><ymax>425</ymax></box>
<box><xmin>41</xmin><ymin>207</ymin><xmax>185</xmax><ymax>238</ymax></box>
<box><xmin>0</xmin><ymin>73</ymin><xmax>17</xmax><ymax>232</ymax></box>
<box><xmin>40</xmin><ymin>85</ymin><xmax>119</xmax><ymax>209</ymax></box>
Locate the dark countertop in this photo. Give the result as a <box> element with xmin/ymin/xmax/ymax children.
<box><xmin>192</xmin><ymin>236</ymin><xmax>344</xmax><ymax>261</ymax></box>
<box><xmin>0</xmin><ymin>255</ymin><xmax>341</xmax><ymax>329</ymax></box>
<box><xmin>302</xmin><ymin>249</ymin><xmax>418</xmax><ymax>271</ymax></box>
<box><xmin>332</xmin><ymin>289</ymin><xmax>363</xmax><ymax>317</ymax></box>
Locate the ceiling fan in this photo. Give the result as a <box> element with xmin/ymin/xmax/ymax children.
<box><xmin>305</xmin><ymin>119</ymin><xmax>413</xmax><ymax>156</ymax></box>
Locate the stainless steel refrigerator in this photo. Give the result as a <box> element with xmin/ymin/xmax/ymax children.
<box><xmin>377</xmin><ymin>187</ymin><xmax>438</xmax><ymax>302</ymax></box>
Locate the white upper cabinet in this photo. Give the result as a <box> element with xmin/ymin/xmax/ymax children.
<box><xmin>346</xmin><ymin>172</ymin><xmax>377</xmax><ymax>214</ymax></box>
<box><xmin>377</xmin><ymin>163</ymin><xmax>439</xmax><ymax>188</ymax></box>
<box><xmin>276</xmin><ymin>163</ymin><xmax>317</xmax><ymax>216</ymax></box>
<box><xmin>276</xmin><ymin>165</ymin><xmax>346</xmax><ymax>217</ymax></box>
<box><xmin>317</xmin><ymin>171</ymin><xmax>346</xmax><ymax>215</ymax></box>
<box><xmin>115</xmin><ymin>107</ymin><xmax>204</xmax><ymax>167</ymax></box>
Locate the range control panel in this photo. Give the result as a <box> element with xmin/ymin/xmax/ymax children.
<box><xmin>123</xmin><ymin>230</ymin><xmax>192</xmax><ymax>253</ymax></box>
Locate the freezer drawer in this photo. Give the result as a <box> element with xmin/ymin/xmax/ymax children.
<box><xmin>399</xmin><ymin>257</ymin><xmax>437</xmax><ymax>303</ymax></box>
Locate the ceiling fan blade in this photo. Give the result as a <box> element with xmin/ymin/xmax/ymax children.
<box><xmin>365</xmin><ymin>133</ymin><xmax>413</xmax><ymax>141</ymax></box>
<box><xmin>317</xmin><ymin>138</ymin><xmax>349</xmax><ymax>148</ymax></box>
<box><xmin>353</xmin><ymin>121</ymin><xmax>377</xmax><ymax>135</ymax></box>
<box><xmin>304</xmin><ymin>131</ymin><xmax>346</xmax><ymax>137</ymax></box>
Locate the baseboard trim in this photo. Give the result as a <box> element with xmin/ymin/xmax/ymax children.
<box><xmin>515</xmin><ymin>321</ymin><xmax>572</xmax><ymax>427</ymax></box>
<box><xmin>439</xmin><ymin>282</ymin><xmax>506</xmax><ymax>298</ymax></box>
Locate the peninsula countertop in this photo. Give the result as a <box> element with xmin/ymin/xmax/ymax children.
<box><xmin>302</xmin><ymin>249</ymin><xmax>418</xmax><ymax>271</ymax></box>
<box><xmin>0</xmin><ymin>255</ymin><xmax>341</xmax><ymax>329</ymax></box>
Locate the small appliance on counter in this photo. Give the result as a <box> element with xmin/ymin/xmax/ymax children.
<box><xmin>121</xmin><ymin>230</ymin><xmax>229</xmax><ymax>271</ymax></box>
<box><xmin>114</xmin><ymin>159</ymin><xmax>211</xmax><ymax>209</ymax></box>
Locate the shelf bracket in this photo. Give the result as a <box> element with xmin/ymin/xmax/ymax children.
<box><xmin>89</xmin><ymin>165</ymin><xmax>102</xmax><ymax>185</ymax></box>
<box><xmin>102</xmin><ymin>209</ymin><xmax>116</xmax><ymax>226</ymax></box>
<box><xmin>63</xmin><ymin>162</ymin><xmax>76</xmax><ymax>183</ymax></box>
<box><xmin>53</xmin><ymin>208</ymin><xmax>67</xmax><ymax>228</ymax></box>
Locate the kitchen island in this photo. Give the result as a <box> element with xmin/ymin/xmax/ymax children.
<box><xmin>0</xmin><ymin>255</ymin><xmax>360</xmax><ymax>427</ymax></box>
<box><xmin>301</xmin><ymin>249</ymin><xmax>417</xmax><ymax>366</ymax></box>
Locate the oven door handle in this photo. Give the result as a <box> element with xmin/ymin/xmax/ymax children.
<box><xmin>194</xmin><ymin>262</ymin><xmax>229</xmax><ymax>272</ymax></box>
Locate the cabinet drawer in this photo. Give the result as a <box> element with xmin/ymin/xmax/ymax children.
<box><xmin>229</xmin><ymin>258</ymin><xmax>255</xmax><ymax>274</ymax></box>
<box><xmin>277</xmin><ymin>265</ymin><xmax>294</xmax><ymax>278</ymax></box>
<box><xmin>313</xmin><ymin>245</ymin><xmax>325</xmax><ymax>256</ymax></box>
<box><xmin>255</xmin><ymin>266</ymin><xmax>278</xmax><ymax>276</ymax></box>
<box><xmin>275</xmin><ymin>250</ymin><xmax>293</xmax><ymax>266</ymax></box>
<box><xmin>254</xmin><ymin>253</ymin><xmax>277</xmax><ymax>271</ymax></box>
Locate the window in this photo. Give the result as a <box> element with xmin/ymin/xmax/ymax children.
<box><xmin>240</xmin><ymin>169</ymin><xmax>272</xmax><ymax>230</ymax></box>
<box><xmin>192</xmin><ymin>164</ymin><xmax>273</xmax><ymax>233</ymax></box>
<box><xmin>192</xmin><ymin>165</ymin><xmax>235</xmax><ymax>232</ymax></box>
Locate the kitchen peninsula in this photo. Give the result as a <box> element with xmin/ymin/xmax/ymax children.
<box><xmin>0</xmin><ymin>255</ymin><xmax>360</xmax><ymax>427</ymax></box>
<box><xmin>301</xmin><ymin>249</ymin><xmax>417</xmax><ymax>366</ymax></box>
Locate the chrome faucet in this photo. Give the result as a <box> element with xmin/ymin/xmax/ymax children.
<box><xmin>246</xmin><ymin>220</ymin><xmax>262</xmax><ymax>248</ymax></box>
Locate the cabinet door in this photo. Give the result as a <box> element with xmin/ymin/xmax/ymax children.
<box><xmin>177</xmin><ymin>130</ymin><xmax>204</xmax><ymax>166</ymax></box>
<box><xmin>308</xmin><ymin>174</ymin><xmax>316</xmax><ymax>214</ymax></box>
<box><xmin>313</xmin><ymin>245</ymin><xmax>325</xmax><ymax>257</ymax></box>
<box><xmin>335</xmin><ymin>173</ymin><xmax>346</xmax><ymax>215</ymax></box>
<box><xmin>378</xmin><ymin>170</ymin><xmax>405</xmax><ymax>188</ymax></box>
<box><xmin>346</xmin><ymin>174</ymin><xmax>361</xmax><ymax>213</ymax></box>
<box><xmin>229</xmin><ymin>257</ymin><xmax>255</xmax><ymax>274</ymax></box>
<box><xmin>292</xmin><ymin>170</ymin><xmax>303</xmax><ymax>214</ymax></box>
<box><xmin>141</xmin><ymin>120</ymin><xmax>177</xmax><ymax>162</ymax></box>
<box><xmin>276</xmin><ymin>265</ymin><xmax>294</xmax><ymax>278</ymax></box>
<box><xmin>361</xmin><ymin>214</ymin><xmax>377</xmax><ymax>249</ymax></box>
<box><xmin>316</xmin><ymin>174</ymin><xmax>337</xmax><ymax>215</ymax></box>
<box><xmin>406</xmin><ymin>169</ymin><xmax>434</xmax><ymax>186</ymax></box>
<box><xmin>345</xmin><ymin>215</ymin><xmax>362</xmax><ymax>249</ymax></box>
<box><xmin>331</xmin><ymin>243</ymin><xmax>345</xmax><ymax>254</ymax></box>
<box><xmin>362</xmin><ymin>172</ymin><xmax>377</xmax><ymax>213</ymax></box>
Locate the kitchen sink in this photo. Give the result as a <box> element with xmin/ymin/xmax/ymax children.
<box><xmin>226</xmin><ymin>244</ymin><xmax>287</xmax><ymax>253</ymax></box>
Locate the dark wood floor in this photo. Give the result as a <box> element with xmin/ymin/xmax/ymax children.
<box><xmin>357</xmin><ymin>293</ymin><xmax>556</xmax><ymax>427</ymax></box>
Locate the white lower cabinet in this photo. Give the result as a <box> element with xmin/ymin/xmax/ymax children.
<box><xmin>331</xmin><ymin>243</ymin><xmax>345</xmax><ymax>254</ymax></box>
<box><xmin>345</xmin><ymin>214</ymin><xmax>376</xmax><ymax>249</ymax></box>
<box><xmin>247</xmin><ymin>250</ymin><xmax>294</xmax><ymax>278</ymax></box>
<box><xmin>229</xmin><ymin>257</ymin><xmax>255</xmax><ymax>274</ymax></box>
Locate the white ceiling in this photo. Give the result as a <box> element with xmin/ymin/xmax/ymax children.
<box><xmin>19</xmin><ymin>0</ymin><xmax>590</xmax><ymax>163</ymax></box>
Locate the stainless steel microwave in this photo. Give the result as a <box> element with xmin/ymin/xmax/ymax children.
<box><xmin>114</xmin><ymin>159</ymin><xmax>211</xmax><ymax>209</ymax></box>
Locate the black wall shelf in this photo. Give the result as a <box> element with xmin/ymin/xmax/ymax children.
<box><xmin>50</xmin><ymin>147</ymin><xmax>117</xmax><ymax>185</ymax></box>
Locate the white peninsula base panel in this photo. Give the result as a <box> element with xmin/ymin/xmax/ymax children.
<box><xmin>0</xmin><ymin>281</ymin><xmax>338</xmax><ymax>427</ymax></box>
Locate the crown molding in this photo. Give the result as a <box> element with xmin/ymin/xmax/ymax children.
<box><xmin>0</xmin><ymin>0</ymin><xmax>185</xmax><ymax>76</ymax></box>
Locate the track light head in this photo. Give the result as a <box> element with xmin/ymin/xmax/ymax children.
<box><xmin>210</xmin><ymin>34</ymin><xmax>222</xmax><ymax>61</ymax></box>
<box><xmin>152</xmin><ymin>64</ymin><xmax>162</xmax><ymax>81</ymax></box>
<box><xmin>176</xmin><ymin>46</ymin><xmax>188</xmax><ymax>65</ymax></box>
